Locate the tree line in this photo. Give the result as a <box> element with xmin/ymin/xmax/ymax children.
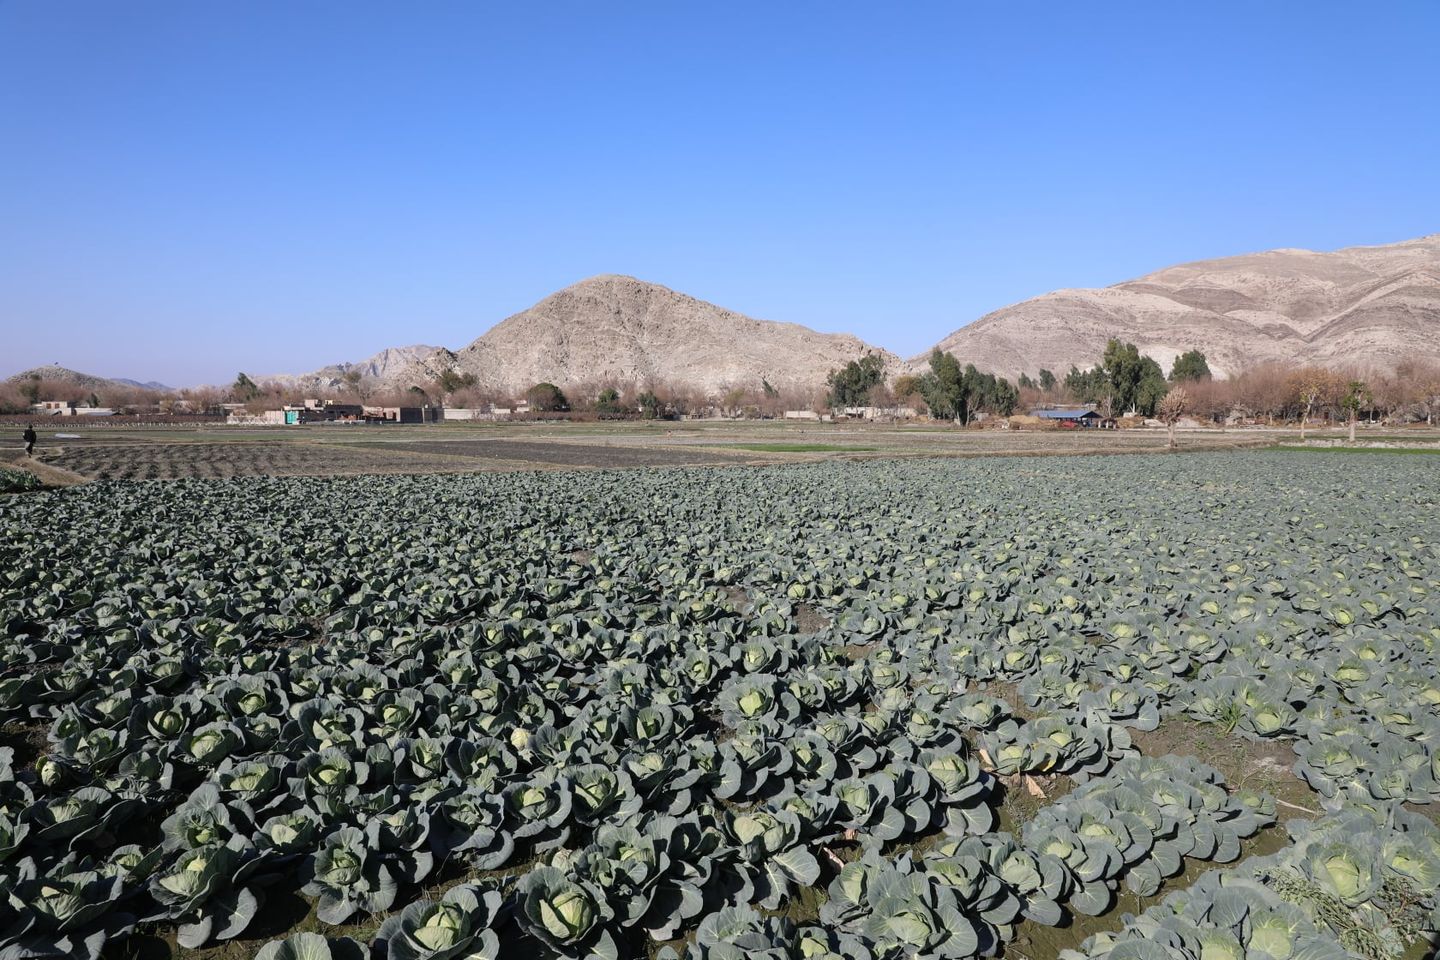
<box><xmin>9</xmin><ymin>345</ymin><xmax>1440</xmax><ymax>427</ymax></box>
<box><xmin>825</xmin><ymin>350</ymin><xmax>1021</xmax><ymax>423</ymax></box>
<box><xmin>821</xmin><ymin>342</ymin><xmax>1214</xmax><ymax>423</ymax></box>
<box><xmin>1018</xmin><ymin>345</ymin><xmax>1440</xmax><ymax>430</ymax></box>
<box><xmin>222</xmin><ymin>347</ymin><xmax>1440</xmax><ymax>425</ymax></box>
<box><xmin>824</xmin><ymin>340</ymin><xmax>1440</xmax><ymax>429</ymax></box>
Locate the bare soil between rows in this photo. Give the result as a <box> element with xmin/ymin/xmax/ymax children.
<box><xmin>24</xmin><ymin>441</ymin><xmax>493</xmax><ymax>480</ymax></box>
<box><xmin>349</xmin><ymin>438</ymin><xmax>744</xmax><ymax>468</ymax></box>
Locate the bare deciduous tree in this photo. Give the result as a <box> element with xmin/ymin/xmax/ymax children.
<box><xmin>1342</xmin><ymin>379</ymin><xmax>1372</xmax><ymax>443</ymax></box>
<box><xmin>1157</xmin><ymin>387</ymin><xmax>1190</xmax><ymax>449</ymax></box>
<box><xmin>1291</xmin><ymin>368</ymin><xmax>1340</xmax><ymax>440</ymax></box>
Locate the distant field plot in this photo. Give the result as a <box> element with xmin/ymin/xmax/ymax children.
<box><xmin>348</xmin><ymin>423</ymin><xmax>1279</xmax><ymax>466</ymax></box>
<box><xmin>1272</xmin><ymin>444</ymin><xmax>1440</xmax><ymax>456</ymax></box>
<box><xmin>33</xmin><ymin>440</ymin><xmax>499</xmax><ymax>480</ymax></box>
<box><xmin>351</xmin><ymin>437</ymin><xmax>744</xmax><ymax>468</ymax></box>
<box><xmin>654</xmin><ymin>424</ymin><xmax>1280</xmax><ymax>459</ymax></box>
<box><xmin>0</xmin><ymin>420</ymin><xmax>1353</xmax><ymax>481</ymax></box>
<box><xmin>718</xmin><ymin>442</ymin><xmax>880</xmax><ymax>453</ymax></box>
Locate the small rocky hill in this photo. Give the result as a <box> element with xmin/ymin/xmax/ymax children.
<box><xmin>451</xmin><ymin>275</ymin><xmax>895</xmax><ymax>396</ymax></box>
<box><xmin>5</xmin><ymin>365</ymin><xmax>133</xmax><ymax>390</ymax></box>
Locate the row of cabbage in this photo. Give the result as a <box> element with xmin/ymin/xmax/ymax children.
<box><xmin>233</xmin><ymin>751</ymin><xmax>1275</xmax><ymax>960</ymax></box>
<box><xmin>665</xmin><ymin>754</ymin><xmax>1277</xmax><ymax>959</ymax></box>
<box><xmin>0</xmin><ymin>615</ymin><xmax>1172</xmax><ymax>958</ymax></box>
<box><xmin>1060</xmin><ymin>801</ymin><xmax>1440</xmax><ymax>960</ymax></box>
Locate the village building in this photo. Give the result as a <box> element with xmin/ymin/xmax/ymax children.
<box><xmin>1032</xmin><ymin>407</ymin><xmax>1114</xmax><ymax>429</ymax></box>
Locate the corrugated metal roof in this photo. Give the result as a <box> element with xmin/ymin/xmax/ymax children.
<box><xmin>1034</xmin><ymin>408</ymin><xmax>1099</xmax><ymax>419</ymax></box>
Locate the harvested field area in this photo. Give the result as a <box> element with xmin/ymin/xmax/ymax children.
<box><xmin>349</xmin><ymin>437</ymin><xmax>745</xmax><ymax>468</ymax></box>
<box><xmin>30</xmin><ymin>440</ymin><xmax>507</xmax><ymax>479</ymax></box>
<box><xmin>7</xmin><ymin>420</ymin><xmax>1426</xmax><ymax>483</ymax></box>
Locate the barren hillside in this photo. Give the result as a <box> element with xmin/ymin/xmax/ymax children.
<box><xmin>257</xmin><ymin>345</ymin><xmax>457</xmax><ymax>392</ymax></box>
<box><xmin>123</xmin><ymin>234</ymin><xmax>1440</xmax><ymax>396</ymax></box>
<box><xmin>452</xmin><ymin>275</ymin><xmax>895</xmax><ymax>396</ymax></box>
<box><xmin>5</xmin><ymin>365</ymin><xmax>132</xmax><ymax>390</ymax></box>
<box><xmin>922</xmin><ymin>235</ymin><xmax>1440</xmax><ymax>379</ymax></box>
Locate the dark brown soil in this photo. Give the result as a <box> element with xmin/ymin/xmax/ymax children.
<box><xmin>976</xmin><ymin>680</ymin><xmax>1035</xmax><ymax>720</ymax></box>
<box><xmin>354</xmin><ymin>439</ymin><xmax>738</xmax><ymax>468</ymax></box>
<box><xmin>0</xmin><ymin>720</ymin><xmax>49</xmax><ymax>767</ymax></box>
<box><xmin>721</xmin><ymin>585</ymin><xmax>749</xmax><ymax>611</ymax></box>
<box><xmin>38</xmin><ymin>442</ymin><xmax>490</xmax><ymax>480</ymax></box>
<box><xmin>1130</xmin><ymin>718</ymin><xmax>1320</xmax><ymax>821</ymax></box>
<box><xmin>791</xmin><ymin>602</ymin><xmax>830</xmax><ymax>634</ymax></box>
<box><xmin>994</xmin><ymin>772</ymin><xmax>1074</xmax><ymax>832</ymax></box>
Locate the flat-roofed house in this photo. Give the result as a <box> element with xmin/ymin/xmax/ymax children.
<box><xmin>1033</xmin><ymin>407</ymin><xmax>1103</xmax><ymax>428</ymax></box>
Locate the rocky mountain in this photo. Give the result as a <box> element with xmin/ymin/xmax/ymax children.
<box><xmin>922</xmin><ymin>235</ymin><xmax>1440</xmax><ymax>380</ymax></box>
<box><xmin>5</xmin><ymin>365</ymin><xmax>141</xmax><ymax>391</ymax></box>
<box><xmin>265</xmin><ymin>277</ymin><xmax>891</xmax><ymax>398</ymax></box>
<box><xmin>450</xmin><ymin>275</ymin><xmax>894</xmax><ymax>396</ymax></box>
<box><xmin>112</xmin><ymin>378</ymin><xmax>174</xmax><ymax>392</ymax></box>
<box><xmin>249</xmin><ymin>345</ymin><xmax>454</xmax><ymax>393</ymax></box>
<box><xmin>211</xmin><ymin>234</ymin><xmax>1440</xmax><ymax>397</ymax></box>
<box><xmin>310</xmin><ymin>345</ymin><xmax>451</xmax><ymax>383</ymax></box>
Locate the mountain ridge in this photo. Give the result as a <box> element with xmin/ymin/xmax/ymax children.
<box><xmin>923</xmin><ymin>233</ymin><xmax>1440</xmax><ymax>379</ymax></box>
<box><xmin>9</xmin><ymin>235</ymin><xmax>1439</xmax><ymax>392</ymax></box>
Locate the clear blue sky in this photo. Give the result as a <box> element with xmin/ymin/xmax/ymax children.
<box><xmin>3</xmin><ymin>1</ymin><xmax>1438</xmax><ymax>386</ymax></box>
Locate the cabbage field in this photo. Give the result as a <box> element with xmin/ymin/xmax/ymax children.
<box><xmin>0</xmin><ymin>451</ymin><xmax>1437</xmax><ymax>960</ymax></box>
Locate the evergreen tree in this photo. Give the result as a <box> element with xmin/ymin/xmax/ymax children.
<box><xmin>919</xmin><ymin>349</ymin><xmax>967</xmax><ymax>421</ymax></box>
<box><xmin>825</xmin><ymin>353</ymin><xmax>886</xmax><ymax>407</ymax></box>
<box><xmin>1066</xmin><ymin>340</ymin><xmax>1170</xmax><ymax>415</ymax></box>
<box><xmin>526</xmin><ymin>383</ymin><xmax>569</xmax><ymax>412</ymax></box>
<box><xmin>595</xmin><ymin>387</ymin><xmax>622</xmax><ymax>415</ymax></box>
<box><xmin>1170</xmin><ymin>350</ymin><xmax>1212</xmax><ymax>382</ymax></box>
<box><xmin>232</xmin><ymin>372</ymin><xmax>260</xmax><ymax>402</ymax></box>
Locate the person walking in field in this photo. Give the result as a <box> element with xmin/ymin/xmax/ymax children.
<box><xmin>22</xmin><ymin>424</ymin><xmax>36</xmax><ymax>457</ymax></box>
